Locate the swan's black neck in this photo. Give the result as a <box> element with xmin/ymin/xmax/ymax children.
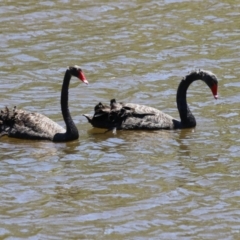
<box><xmin>53</xmin><ymin>70</ymin><xmax>79</xmax><ymax>141</ymax></box>
<box><xmin>176</xmin><ymin>72</ymin><xmax>199</xmax><ymax>128</ymax></box>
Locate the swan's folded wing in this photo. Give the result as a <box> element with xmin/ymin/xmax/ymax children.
<box><xmin>7</xmin><ymin>109</ymin><xmax>65</xmax><ymax>140</ymax></box>
<box><xmin>122</xmin><ymin>103</ymin><xmax>163</xmax><ymax>115</ymax></box>
<box><xmin>120</xmin><ymin>111</ymin><xmax>177</xmax><ymax>130</ymax></box>
<box><xmin>83</xmin><ymin>102</ymin><xmax>179</xmax><ymax>130</ymax></box>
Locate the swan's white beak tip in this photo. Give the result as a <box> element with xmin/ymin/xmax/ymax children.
<box><xmin>83</xmin><ymin>79</ymin><xmax>89</xmax><ymax>85</ymax></box>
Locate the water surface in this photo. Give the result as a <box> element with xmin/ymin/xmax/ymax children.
<box><xmin>1</xmin><ymin>0</ymin><xmax>240</xmax><ymax>239</ymax></box>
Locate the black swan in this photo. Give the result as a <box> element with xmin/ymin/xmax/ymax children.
<box><xmin>0</xmin><ymin>66</ymin><xmax>88</xmax><ymax>142</ymax></box>
<box><xmin>84</xmin><ymin>69</ymin><xmax>218</xmax><ymax>131</ymax></box>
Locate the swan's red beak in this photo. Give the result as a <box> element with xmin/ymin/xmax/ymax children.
<box><xmin>79</xmin><ymin>71</ymin><xmax>89</xmax><ymax>85</ymax></box>
<box><xmin>211</xmin><ymin>83</ymin><xmax>218</xmax><ymax>99</ymax></box>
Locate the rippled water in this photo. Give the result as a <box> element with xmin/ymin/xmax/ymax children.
<box><xmin>1</xmin><ymin>0</ymin><xmax>240</xmax><ymax>239</ymax></box>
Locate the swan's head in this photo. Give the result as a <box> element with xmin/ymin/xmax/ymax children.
<box><xmin>68</xmin><ymin>65</ymin><xmax>89</xmax><ymax>84</ymax></box>
<box><xmin>200</xmin><ymin>70</ymin><xmax>218</xmax><ymax>99</ymax></box>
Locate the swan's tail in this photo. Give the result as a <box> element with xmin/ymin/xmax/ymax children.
<box><xmin>83</xmin><ymin>114</ymin><xmax>93</xmax><ymax>123</ymax></box>
<box><xmin>0</xmin><ymin>106</ymin><xmax>17</xmax><ymax>137</ymax></box>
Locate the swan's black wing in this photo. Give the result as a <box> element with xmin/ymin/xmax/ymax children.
<box><xmin>0</xmin><ymin>107</ymin><xmax>65</xmax><ymax>140</ymax></box>
<box><xmin>110</xmin><ymin>101</ymin><xmax>178</xmax><ymax>130</ymax></box>
<box><xmin>119</xmin><ymin>111</ymin><xmax>178</xmax><ymax>130</ymax></box>
<box><xmin>121</xmin><ymin>103</ymin><xmax>163</xmax><ymax>115</ymax></box>
<box><xmin>84</xmin><ymin>100</ymin><xmax>179</xmax><ymax>130</ymax></box>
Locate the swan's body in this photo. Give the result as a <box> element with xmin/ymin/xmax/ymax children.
<box><xmin>0</xmin><ymin>108</ymin><xmax>65</xmax><ymax>140</ymax></box>
<box><xmin>84</xmin><ymin>70</ymin><xmax>218</xmax><ymax>131</ymax></box>
<box><xmin>0</xmin><ymin>66</ymin><xmax>88</xmax><ymax>142</ymax></box>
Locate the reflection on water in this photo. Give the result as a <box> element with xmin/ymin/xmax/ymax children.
<box><xmin>1</xmin><ymin>0</ymin><xmax>240</xmax><ymax>239</ymax></box>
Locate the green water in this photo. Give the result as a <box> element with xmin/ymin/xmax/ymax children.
<box><xmin>0</xmin><ymin>0</ymin><xmax>240</xmax><ymax>239</ymax></box>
